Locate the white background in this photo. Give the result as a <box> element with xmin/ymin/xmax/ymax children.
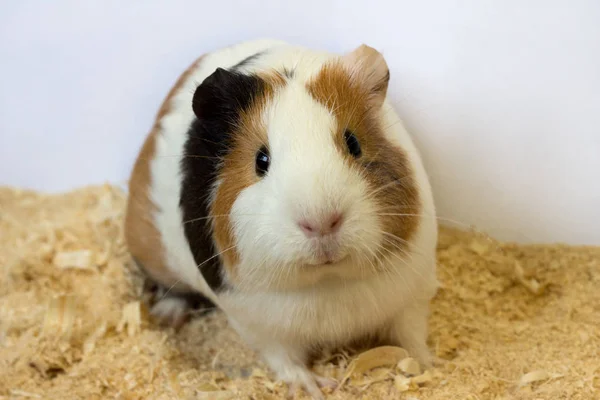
<box><xmin>1</xmin><ymin>0</ymin><xmax>599</xmax><ymax>245</ymax></box>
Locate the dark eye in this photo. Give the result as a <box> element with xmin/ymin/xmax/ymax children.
<box><xmin>255</xmin><ymin>146</ymin><xmax>270</xmax><ymax>177</ymax></box>
<box><xmin>344</xmin><ymin>130</ymin><xmax>362</xmax><ymax>158</ymax></box>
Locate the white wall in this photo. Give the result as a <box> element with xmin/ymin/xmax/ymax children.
<box><xmin>1</xmin><ymin>0</ymin><xmax>599</xmax><ymax>245</ymax></box>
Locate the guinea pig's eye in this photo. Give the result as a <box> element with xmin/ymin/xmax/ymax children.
<box><xmin>255</xmin><ymin>146</ymin><xmax>270</xmax><ymax>177</ymax></box>
<box><xmin>344</xmin><ymin>130</ymin><xmax>362</xmax><ymax>158</ymax></box>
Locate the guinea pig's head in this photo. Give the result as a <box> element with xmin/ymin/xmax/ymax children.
<box><xmin>193</xmin><ymin>45</ymin><xmax>421</xmax><ymax>291</ymax></box>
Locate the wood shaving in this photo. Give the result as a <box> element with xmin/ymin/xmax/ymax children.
<box><xmin>116</xmin><ymin>301</ymin><xmax>144</xmax><ymax>337</ymax></box>
<box><xmin>393</xmin><ymin>369</ymin><xmax>431</xmax><ymax>393</ymax></box>
<box><xmin>397</xmin><ymin>357</ymin><xmax>421</xmax><ymax>376</ymax></box>
<box><xmin>394</xmin><ymin>375</ymin><xmax>413</xmax><ymax>392</ymax></box>
<box><xmin>519</xmin><ymin>370</ymin><xmax>552</xmax><ymax>386</ymax></box>
<box><xmin>196</xmin><ymin>390</ymin><xmax>235</xmax><ymax>399</ymax></box>
<box><xmin>349</xmin><ymin>367</ymin><xmax>390</xmax><ymax>387</ymax></box>
<box><xmin>412</xmin><ymin>370</ymin><xmax>433</xmax><ymax>384</ymax></box>
<box><xmin>1</xmin><ymin>185</ymin><xmax>599</xmax><ymax>399</ymax></box>
<box><xmin>514</xmin><ymin>261</ymin><xmax>544</xmax><ymax>295</ymax></box>
<box><xmin>340</xmin><ymin>346</ymin><xmax>409</xmax><ymax>385</ymax></box>
<box><xmin>52</xmin><ymin>250</ymin><xmax>95</xmax><ymax>270</ymax></box>
<box><xmin>82</xmin><ymin>322</ymin><xmax>107</xmax><ymax>356</ymax></box>
<box><xmin>8</xmin><ymin>389</ymin><xmax>42</xmax><ymax>398</ymax></box>
<box><xmin>42</xmin><ymin>295</ymin><xmax>77</xmax><ymax>339</ymax></box>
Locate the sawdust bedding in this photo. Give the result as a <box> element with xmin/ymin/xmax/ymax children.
<box><xmin>0</xmin><ymin>184</ymin><xmax>599</xmax><ymax>400</ymax></box>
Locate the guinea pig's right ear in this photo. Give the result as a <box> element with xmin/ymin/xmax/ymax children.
<box><xmin>192</xmin><ymin>67</ymin><xmax>262</xmax><ymax>123</ymax></box>
<box><xmin>343</xmin><ymin>44</ymin><xmax>390</xmax><ymax>108</ymax></box>
<box><xmin>192</xmin><ymin>67</ymin><xmax>234</xmax><ymax>121</ymax></box>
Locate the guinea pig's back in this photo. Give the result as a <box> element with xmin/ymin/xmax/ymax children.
<box><xmin>124</xmin><ymin>39</ymin><xmax>290</xmax><ymax>300</ymax></box>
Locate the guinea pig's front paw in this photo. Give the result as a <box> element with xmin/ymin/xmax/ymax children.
<box><xmin>149</xmin><ymin>296</ymin><xmax>190</xmax><ymax>330</ymax></box>
<box><xmin>313</xmin><ymin>374</ymin><xmax>338</xmax><ymax>390</ymax></box>
<box><xmin>389</xmin><ymin>300</ymin><xmax>434</xmax><ymax>369</ymax></box>
<box><xmin>260</xmin><ymin>345</ymin><xmax>329</xmax><ymax>399</ymax></box>
<box><xmin>284</xmin><ymin>370</ymin><xmax>338</xmax><ymax>400</ymax></box>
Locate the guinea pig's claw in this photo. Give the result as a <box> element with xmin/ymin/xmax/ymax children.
<box><xmin>149</xmin><ymin>297</ymin><xmax>190</xmax><ymax>331</ymax></box>
<box><xmin>314</xmin><ymin>375</ymin><xmax>338</xmax><ymax>390</ymax></box>
<box><xmin>285</xmin><ymin>377</ymin><xmax>326</xmax><ymax>400</ymax></box>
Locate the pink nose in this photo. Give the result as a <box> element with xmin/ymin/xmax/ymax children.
<box><xmin>298</xmin><ymin>213</ymin><xmax>344</xmax><ymax>237</ymax></box>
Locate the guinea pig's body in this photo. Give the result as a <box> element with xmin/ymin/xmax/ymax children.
<box><xmin>125</xmin><ymin>39</ymin><xmax>438</xmax><ymax>398</ymax></box>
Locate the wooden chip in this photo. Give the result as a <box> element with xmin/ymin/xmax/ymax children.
<box><xmin>514</xmin><ymin>261</ymin><xmax>544</xmax><ymax>295</ymax></box>
<box><xmin>194</xmin><ymin>388</ymin><xmax>236</xmax><ymax>400</ymax></box>
<box><xmin>351</xmin><ymin>367</ymin><xmax>391</xmax><ymax>387</ymax></box>
<box><xmin>412</xmin><ymin>370</ymin><xmax>433</xmax><ymax>384</ymax></box>
<box><xmin>340</xmin><ymin>346</ymin><xmax>409</xmax><ymax>386</ymax></box>
<box><xmin>52</xmin><ymin>250</ymin><xmax>95</xmax><ymax>270</ymax></box>
<box><xmin>42</xmin><ymin>295</ymin><xmax>77</xmax><ymax>338</ymax></box>
<box><xmin>196</xmin><ymin>390</ymin><xmax>235</xmax><ymax>399</ymax></box>
<box><xmin>250</xmin><ymin>368</ymin><xmax>269</xmax><ymax>379</ymax></box>
<box><xmin>445</xmin><ymin>336</ymin><xmax>460</xmax><ymax>350</ymax></box>
<box><xmin>95</xmin><ymin>245</ymin><xmax>111</xmax><ymax>267</ymax></box>
<box><xmin>124</xmin><ymin>373</ymin><xmax>137</xmax><ymax>390</ymax></box>
<box><xmin>168</xmin><ymin>371</ymin><xmax>182</xmax><ymax>396</ymax></box>
<box><xmin>394</xmin><ymin>375</ymin><xmax>413</xmax><ymax>392</ymax></box>
<box><xmin>519</xmin><ymin>370</ymin><xmax>550</xmax><ymax>385</ymax></box>
<box><xmin>91</xmin><ymin>190</ymin><xmax>118</xmax><ymax>223</ymax></box>
<box><xmin>83</xmin><ymin>322</ymin><xmax>108</xmax><ymax>356</ymax></box>
<box><xmin>469</xmin><ymin>239</ymin><xmax>490</xmax><ymax>256</ymax></box>
<box><xmin>9</xmin><ymin>389</ymin><xmax>42</xmax><ymax>398</ymax></box>
<box><xmin>398</xmin><ymin>357</ymin><xmax>421</xmax><ymax>376</ymax></box>
<box><xmin>250</xmin><ymin>368</ymin><xmax>277</xmax><ymax>390</ymax></box>
<box><xmin>116</xmin><ymin>301</ymin><xmax>143</xmax><ymax>337</ymax></box>
<box><xmin>196</xmin><ymin>382</ymin><xmax>220</xmax><ymax>391</ymax></box>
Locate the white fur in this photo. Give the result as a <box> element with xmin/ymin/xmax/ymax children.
<box><xmin>150</xmin><ymin>297</ymin><xmax>188</xmax><ymax>323</ymax></box>
<box><xmin>147</xmin><ymin>39</ymin><xmax>438</xmax><ymax>398</ymax></box>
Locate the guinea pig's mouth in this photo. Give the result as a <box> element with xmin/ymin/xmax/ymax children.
<box><xmin>302</xmin><ymin>239</ymin><xmax>349</xmax><ymax>267</ymax></box>
<box><xmin>306</xmin><ymin>253</ymin><xmax>349</xmax><ymax>267</ymax></box>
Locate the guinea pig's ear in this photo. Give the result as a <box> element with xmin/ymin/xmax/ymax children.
<box><xmin>192</xmin><ymin>67</ymin><xmax>262</xmax><ymax>123</ymax></box>
<box><xmin>192</xmin><ymin>68</ymin><xmax>236</xmax><ymax>121</ymax></box>
<box><xmin>343</xmin><ymin>44</ymin><xmax>390</xmax><ymax>107</ymax></box>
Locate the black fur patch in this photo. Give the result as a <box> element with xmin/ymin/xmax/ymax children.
<box><xmin>232</xmin><ymin>51</ymin><xmax>264</xmax><ymax>70</ymax></box>
<box><xmin>180</xmin><ymin>67</ymin><xmax>267</xmax><ymax>292</ymax></box>
<box><xmin>142</xmin><ymin>269</ymin><xmax>217</xmax><ymax>312</ymax></box>
<box><xmin>282</xmin><ymin>67</ymin><xmax>295</xmax><ymax>79</ymax></box>
<box><xmin>134</xmin><ymin>257</ymin><xmax>217</xmax><ymax>314</ymax></box>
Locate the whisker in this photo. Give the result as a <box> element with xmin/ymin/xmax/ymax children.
<box><xmin>158</xmin><ymin>245</ymin><xmax>236</xmax><ymax>300</ymax></box>
<box><xmin>376</xmin><ymin>238</ymin><xmax>419</xmax><ymax>301</ymax></box>
<box><xmin>380</xmin><ymin>230</ymin><xmax>436</xmax><ymax>265</ymax></box>
<box><xmin>136</xmin><ymin>154</ymin><xmax>222</xmax><ymax>162</ymax></box>
<box><xmin>379</xmin><ymin>118</ymin><xmax>405</xmax><ymax>132</ymax></box>
<box><xmin>182</xmin><ymin>213</ymin><xmax>268</xmax><ymax>225</ymax></box>
<box><xmin>376</xmin><ymin>234</ymin><xmax>435</xmax><ymax>300</ymax></box>
<box><xmin>362</xmin><ymin>244</ymin><xmax>381</xmax><ymax>274</ymax></box>
<box><xmin>199</xmin><ymin>245</ymin><xmax>236</xmax><ymax>269</ymax></box>
<box><xmin>356</xmin><ymin>148</ymin><xmax>384</xmax><ymax>180</ymax></box>
<box><xmin>376</xmin><ymin>212</ymin><xmax>477</xmax><ymax>231</ymax></box>
<box><xmin>366</xmin><ymin>174</ymin><xmax>413</xmax><ymax>198</ymax></box>
<box><xmin>154</xmin><ymin>278</ymin><xmax>183</xmax><ymax>302</ymax></box>
<box><xmin>380</xmin><ymin>235</ymin><xmax>429</xmax><ymax>280</ymax></box>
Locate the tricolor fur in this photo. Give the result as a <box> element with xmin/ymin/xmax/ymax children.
<box><xmin>125</xmin><ymin>39</ymin><xmax>438</xmax><ymax>398</ymax></box>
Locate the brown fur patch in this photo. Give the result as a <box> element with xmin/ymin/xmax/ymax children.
<box><xmin>306</xmin><ymin>60</ymin><xmax>421</xmax><ymax>255</ymax></box>
<box><xmin>210</xmin><ymin>72</ymin><xmax>285</xmax><ymax>281</ymax></box>
<box><xmin>124</xmin><ymin>55</ymin><xmax>205</xmax><ymax>290</ymax></box>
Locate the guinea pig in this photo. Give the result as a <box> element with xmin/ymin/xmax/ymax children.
<box><xmin>124</xmin><ymin>38</ymin><xmax>439</xmax><ymax>399</ymax></box>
